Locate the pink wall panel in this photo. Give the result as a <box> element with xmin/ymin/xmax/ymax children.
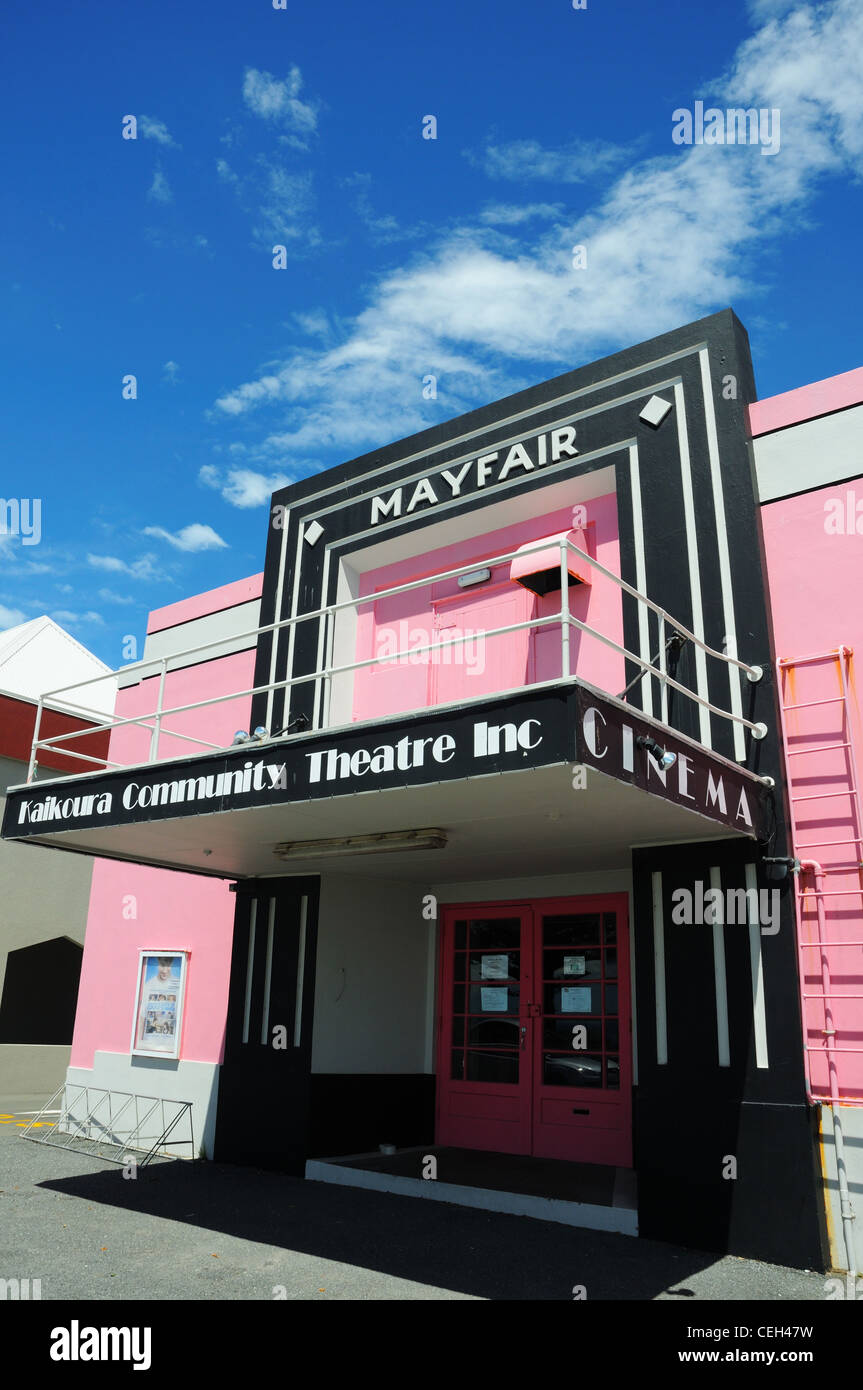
<box><xmin>762</xmin><ymin>484</ymin><xmax>863</xmax><ymax>1099</ymax></box>
<box><xmin>71</xmin><ymin>623</ymin><xmax>259</xmax><ymax>1068</ymax></box>
<box><xmin>110</xmin><ymin>650</ymin><xmax>257</xmax><ymax>767</ymax></box>
<box><xmin>749</xmin><ymin>366</ymin><xmax>863</xmax><ymax>438</ymax></box>
<box><xmin>352</xmin><ymin>495</ymin><xmax>623</xmax><ymax>722</ymax></box>
<box><xmin>70</xmin><ymin>858</ymin><xmax>233</xmax><ymax>1067</ymax></box>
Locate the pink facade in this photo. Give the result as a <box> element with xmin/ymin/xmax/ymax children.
<box><xmin>69</xmin><ymin>576</ymin><xmax>263</xmax><ymax>1069</ymax></box>
<box><xmin>147</xmin><ymin>574</ymin><xmax>263</xmax><ymax>635</ymax></box>
<box><xmin>108</xmin><ymin>651</ymin><xmax>261</xmax><ymax>767</ymax></box>
<box><xmin>760</xmin><ymin>429</ymin><xmax>863</xmax><ymax>1101</ymax></box>
<box><xmin>352</xmin><ymin>495</ymin><xmax>623</xmax><ymax>722</ymax></box>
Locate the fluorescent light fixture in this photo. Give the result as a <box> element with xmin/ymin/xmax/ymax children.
<box><xmin>457</xmin><ymin>568</ymin><xmax>491</xmax><ymax>589</ymax></box>
<box><xmin>274</xmin><ymin>828</ymin><xmax>448</xmax><ymax>860</ymax></box>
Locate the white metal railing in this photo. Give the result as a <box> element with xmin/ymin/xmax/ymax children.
<box><xmin>25</xmin><ymin>535</ymin><xmax>767</xmax><ymax>782</ymax></box>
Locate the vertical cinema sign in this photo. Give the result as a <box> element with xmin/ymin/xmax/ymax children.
<box><xmin>576</xmin><ymin>689</ymin><xmax>763</xmax><ymax>836</ymax></box>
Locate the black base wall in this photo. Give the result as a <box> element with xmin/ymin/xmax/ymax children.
<box><xmin>635</xmin><ymin>1093</ymin><xmax>826</xmax><ymax>1267</ymax></box>
<box><xmin>308</xmin><ymin>1074</ymin><xmax>436</xmax><ymax>1159</ymax></box>
<box><xmin>633</xmin><ymin>838</ymin><xmax>829</xmax><ymax>1271</ymax></box>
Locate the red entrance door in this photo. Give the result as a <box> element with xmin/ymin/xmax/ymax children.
<box><xmin>436</xmin><ymin>895</ymin><xmax>632</xmax><ymax>1166</ymax></box>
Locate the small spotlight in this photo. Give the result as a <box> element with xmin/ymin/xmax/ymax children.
<box><xmin>232</xmin><ymin>730</ymin><xmax>250</xmax><ymax>746</ymax></box>
<box><xmin>637</xmin><ymin>734</ymin><xmax>677</xmax><ymax>769</ymax></box>
<box><xmin>252</xmin><ymin>726</ymin><xmax>270</xmax><ymax>741</ymax></box>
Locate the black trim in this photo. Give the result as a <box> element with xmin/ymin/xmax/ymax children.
<box><xmin>632</xmin><ymin>837</ymin><xmax>828</xmax><ymax>1269</ymax></box>
<box><xmin>308</xmin><ymin>1075</ymin><xmax>436</xmax><ymax>1158</ymax></box>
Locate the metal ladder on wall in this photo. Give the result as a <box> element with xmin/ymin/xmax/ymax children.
<box><xmin>777</xmin><ymin>646</ymin><xmax>863</xmax><ymax>1277</ymax></box>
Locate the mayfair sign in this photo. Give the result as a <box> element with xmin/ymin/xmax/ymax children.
<box><xmin>370</xmin><ymin>425</ymin><xmax>579</xmax><ymax>525</ymax></box>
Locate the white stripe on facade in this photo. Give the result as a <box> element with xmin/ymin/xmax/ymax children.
<box><xmin>260</xmin><ymin>897</ymin><xmax>276</xmax><ymax>1046</ymax></box>
<box><xmin>265</xmin><ymin>513</ymin><xmax>290</xmax><ymax>731</ymax></box>
<box><xmin>710</xmin><ymin>864</ymin><xmax>731</xmax><ymax>1067</ymax></box>
<box><xmin>673</xmin><ymin>380</ymin><xmax>712</xmax><ymax>747</ymax></box>
<box><xmin>745</xmin><ymin>861</ymin><xmax>770</xmax><ymax>1068</ymax></box>
<box><xmin>699</xmin><ymin>349</ymin><xmax>746</xmax><ymax>761</ymax></box>
<box><xmin>293</xmin><ymin>896</ymin><xmax>308</xmax><ymax>1048</ymax></box>
<box><xmin>627</xmin><ymin>443</ymin><xmax>653</xmax><ymax>716</ymax></box>
<box><xmin>241</xmin><ymin>897</ymin><xmax>257</xmax><ymax>1045</ymax></box>
<box><xmin>652</xmin><ymin>870</ymin><xmax>668</xmax><ymax>1064</ymax></box>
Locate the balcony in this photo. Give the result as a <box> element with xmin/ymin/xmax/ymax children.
<box><xmin>1</xmin><ymin>535</ymin><xmax>774</xmax><ymax>879</ymax></box>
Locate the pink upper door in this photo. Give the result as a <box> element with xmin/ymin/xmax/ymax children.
<box><xmin>351</xmin><ymin>498</ymin><xmax>625</xmax><ymax>724</ymax></box>
<box><xmin>429</xmin><ymin>582</ymin><xmax>534</xmax><ymax>707</ymax></box>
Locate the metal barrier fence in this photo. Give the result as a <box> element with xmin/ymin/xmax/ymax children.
<box><xmin>19</xmin><ymin>1084</ymin><xmax>195</xmax><ymax>1165</ymax></box>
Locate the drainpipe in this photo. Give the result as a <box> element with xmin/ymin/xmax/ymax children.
<box><xmin>798</xmin><ymin>858</ymin><xmax>858</xmax><ymax>1279</ymax></box>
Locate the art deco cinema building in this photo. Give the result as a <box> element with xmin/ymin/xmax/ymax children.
<box><xmin>7</xmin><ymin>309</ymin><xmax>863</xmax><ymax>1274</ymax></box>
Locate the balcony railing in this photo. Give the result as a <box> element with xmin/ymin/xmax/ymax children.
<box><xmin>23</xmin><ymin>535</ymin><xmax>767</xmax><ymax>782</ymax></box>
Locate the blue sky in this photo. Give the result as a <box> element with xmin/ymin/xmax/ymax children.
<box><xmin>1</xmin><ymin>0</ymin><xmax>861</xmax><ymax>668</ymax></box>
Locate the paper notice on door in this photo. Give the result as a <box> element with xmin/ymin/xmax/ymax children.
<box><xmin>561</xmin><ymin>986</ymin><xmax>592</xmax><ymax>1013</ymax></box>
<box><xmin>480</xmin><ymin>954</ymin><xmax>509</xmax><ymax>980</ymax></box>
<box><xmin>563</xmin><ymin>955</ymin><xmax>586</xmax><ymax>976</ymax></box>
<box><xmin>480</xmin><ymin>987</ymin><xmax>509</xmax><ymax>1012</ymax></box>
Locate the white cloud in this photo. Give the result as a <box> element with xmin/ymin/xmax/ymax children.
<box><xmin>214</xmin><ymin>0</ymin><xmax>863</xmax><ymax>463</ymax></box>
<box><xmin>98</xmin><ymin>588</ymin><xmax>136</xmax><ymax>605</ymax></box>
<box><xmin>87</xmin><ymin>553</ymin><xmax>160</xmax><ymax>580</ymax></box>
<box><xmin>479</xmin><ymin>203</ymin><xmax>566</xmax><ymax>226</ymax></box>
<box><xmin>292</xmin><ymin>310</ymin><xmax>332</xmax><ymax>340</ymax></box>
<box><xmin>343</xmin><ymin>173</ymin><xmax>420</xmax><ymax>245</ymax></box>
<box><xmin>473</xmin><ymin>137</ymin><xmax>631</xmax><ymax>183</ymax></box>
<box><xmin>51</xmin><ymin>609</ymin><xmax>105</xmax><ymax>626</ymax></box>
<box><xmin>0</xmin><ymin>603</ymin><xmax>27</xmax><ymax>628</ymax></box>
<box><xmin>252</xmin><ymin>160</ymin><xmax>319</xmax><ymax>249</ymax></box>
<box><xmin>162</xmin><ymin>360</ymin><xmax>181</xmax><ymax>384</ymax></box>
<box><xmin>242</xmin><ymin>66</ymin><xmax>319</xmax><ymax>140</ymax></box>
<box><xmin>139</xmin><ymin>115</ymin><xmax>178</xmax><ymax>147</ymax></box>
<box><xmin>142</xmin><ymin>523</ymin><xmax>228</xmax><ymax>551</ymax></box>
<box><xmin>199</xmin><ymin>465</ymin><xmax>292</xmax><ymax>508</ymax></box>
<box><xmin>747</xmin><ymin>0</ymin><xmax>799</xmax><ymax>19</ymax></box>
<box><xmin>216</xmin><ymin>158</ymin><xmax>239</xmax><ymax>185</ymax></box>
<box><xmin>219</xmin><ymin>153</ymin><xmax>320</xmax><ymax>252</ymax></box>
<box><xmin>148</xmin><ymin>167</ymin><xmax>172</xmax><ymax>204</ymax></box>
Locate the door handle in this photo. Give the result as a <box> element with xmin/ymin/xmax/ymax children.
<box><xmin>520</xmin><ymin>1025</ymin><xmax>527</xmax><ymax>1050</ymax></box>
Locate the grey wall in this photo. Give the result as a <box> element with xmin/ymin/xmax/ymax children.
<box><xmin>753</xmin><ymin>403</ymin><xmax>863</xmax><ymax>502</ymax></box>
<box><xmin>311</xmin><ymin>873</ymin><xmax>433</xmax><ymax>1074</ymax></box>
<box><xmin>819</xmin><ymin>1102</ymin><xmax>863</xmax><ymax>1273</ymax></box>
<box><xmin>119</xmin><ymin>598</ymin><xmax>262</xmax><ymax>688</ymax></box>
<box><xmin>0</xmin><ymin>753</ymin><xmax>95</xmax><ymax>1096</ymax></box>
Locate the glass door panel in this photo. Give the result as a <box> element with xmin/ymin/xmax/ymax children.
<box><xmin>438</xmin><ymin>907</ymin><xmax>532</xmax><ymax>1155</ymax></box>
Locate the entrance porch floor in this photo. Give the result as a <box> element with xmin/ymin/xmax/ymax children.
<box><xmin>306</xmin><ymin>1146</ymin><xmax>638</xmax><ymax>1234</ymax></box>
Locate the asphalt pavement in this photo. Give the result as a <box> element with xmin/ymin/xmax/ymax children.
<box><xmin>0</xmin><ymin>1105</ymin><xmax>831</xmax><ymax>1301</ymax></box>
